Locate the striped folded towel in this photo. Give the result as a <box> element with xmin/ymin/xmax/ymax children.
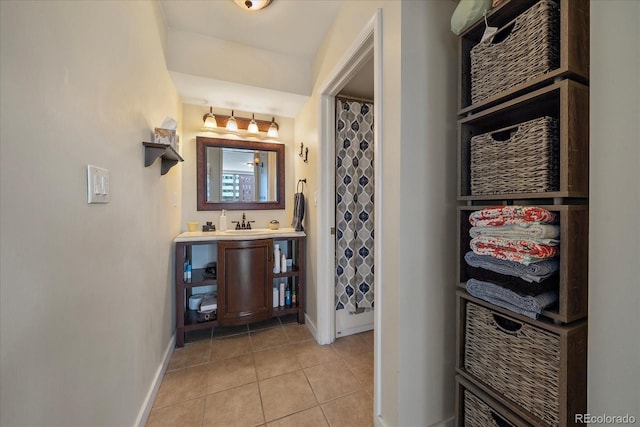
<box><xmin>470</xmin><ymin>224</ymin><xmax>560</xmax><ymax>244</ymax></box>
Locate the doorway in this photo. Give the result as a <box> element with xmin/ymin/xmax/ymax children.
<box><xmin>334</xmin><ymin>62</ymin><xmax>375</xmax><ymax>337</ymax></box>
<box><xmin>316</xmin><ymin>9</ymin><xmax>382</xmax><ymax>415</ymax></box>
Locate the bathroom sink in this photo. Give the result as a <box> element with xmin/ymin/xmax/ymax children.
<box><xmin>221</xmin><ymin>228</ymin><xmax>276</xmax><ymax>235</ymax></box>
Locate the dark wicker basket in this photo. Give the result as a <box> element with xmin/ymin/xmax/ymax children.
<box><xmin>464</xmin><ymin>302</ymin><xmax>560</xmax><ymax>426</ymax></box>
<box><xmin>470</xmin><ymin>0</ymin><xmax>560</xmax><ymax>104</ymax></box>
<box><xmin>470</xmin><ymin>116</ymin><xmax>559</xmax><ymax>195</ymax></box>
<box><xmin>464</xmin><ymin>390</ymin><xmax>516</xmax><ymax>427</ymax></box>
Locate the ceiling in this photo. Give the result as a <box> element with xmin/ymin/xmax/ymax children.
<box><xmin>159</xmin><ymin>0</ymin><xmax>346</xmax><ymax>117</ymax></box>
<box><xmin>159</xmin><ymin>0</ymin><xmax>344</xmax><ymax>59</ymax></box>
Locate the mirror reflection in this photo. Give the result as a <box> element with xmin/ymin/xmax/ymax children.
<box><xmin>197</xmin><ymin>137</ymin><xmax>284</xmax><ymax>210</ymax></box>
<box><xmin>206</xmin><ymin>147</ymin><xmax>278</xmax><ymax>203</ymax></box>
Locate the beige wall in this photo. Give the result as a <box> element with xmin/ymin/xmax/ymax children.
<box><xmin>0</xmin><ymin>1</ymin><xmax>181</xmax><ymax>426</ymax></box>
<box><xmin>179</xmin><ymin>104</ymin><xmax>296</xmax><ymax>230</ymax></box>
<box><xmin>297</xmin><ymin>1</ymin><xmax>457</xmax><ymax>425</ymax></box>
<box><xmin>589</xmin><ymin>0</ymin><xmax>640</xmax><ymax>418</ymax></box>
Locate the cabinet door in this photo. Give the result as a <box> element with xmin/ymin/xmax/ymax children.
<box><xmin>218</xmin><ymin>239</ymin><xmax>273</xmax><ymax>326</ymax></box>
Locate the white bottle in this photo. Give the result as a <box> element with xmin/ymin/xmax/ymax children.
<box><xmin>280</xmin><ymin>253</ymin><xmax>287</xmax><ymax>273</ymax></box>
<box><xmin>279</xmin><ymin>281</ymin><xmax>285</xmax><ymax>307</ymax></box>
<box><xmin>273</xmin><ymin>286</ymin><xmax>279</xmax><ymax>308</ymax></box>
<box><xmin>273</xmin><ymin>244</ymin><xmax>280</xmax><ymax>274</ymax></box>
<box><xmin>219</xmin><ymin>209</ymin><xmax>227</xmax><ymax>231</ymax></box>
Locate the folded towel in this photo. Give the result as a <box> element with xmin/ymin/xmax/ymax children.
<box><xmin>466</xmin><ymin>278</ymin><xmax>558</xmax><ymax>319</ymax></box>
<box><xmin>469</xmin><ymin>206</ymin><xmax>557</xmax><ymax>227</ymax></box>
<box><xmin>291</xmin><ymin>192</ymin><xmax>305</xmax><ymax>232</ymax></box>
<box><xmin>470</xmin><ymin>224</ymin><xmax>560</xmax><ymax>244</ymax></box>
<box><xmin>464</xmin><ymin>251</ymin><xmax>559</xmax><ymax>282</ymax></box>
<box><xmin>466</xmin><ymin>264</ymin><xmax>558</xmax><ymax>296</ymax></box>
<box><xmin>470</xmin><ymin>236</ymin><xmax>558</xmax><ymax>265</ymax></box>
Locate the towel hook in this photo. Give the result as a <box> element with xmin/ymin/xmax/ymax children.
<box><xmin>297</xmin><ymin>178</ymin><xmax>306</xmax><ymax>192</ymax></box>
<box><xmin>304</xmin><ymin>147</ymin><xmax>309</xmax><ymax>163</ymax></box>
<box><xmin>299</xmin><ymin>142</ymin><xmax>304</xmax><ymax>157</ymax></box>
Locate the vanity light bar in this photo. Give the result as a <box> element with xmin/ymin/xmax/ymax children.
<box><xmin>203</xmin><ymin>112</ymin><xmax>278</xmax><ymax>134</ymax></box>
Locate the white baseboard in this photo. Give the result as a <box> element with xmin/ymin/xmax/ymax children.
<box><xmin>429</xmin><ymin>416</ymin><xmax>455</xmax><ymax>427</ymax></box>
<box><xmin>374</xmin><ymin>415</ymin><xmax>389</xmax><ymax>427</ymax></box>
<box><xmin>134</xmin><ymin>333</ymin><xmax>175</xmax><ymax>427</ymax></box>
<box><xmin>304</xmin><ymin>313</ymin><xmax>325</xmax><ymax>344</ymax></box>
<box><xmin>374</xmin><ymin>415</ymin><xmax>454</xmax><ymax>427</ymax></box>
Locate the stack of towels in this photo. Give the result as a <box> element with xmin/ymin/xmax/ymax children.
<box><xmin>465</xmin><ymin>206</ymin><xmax>560</xmax><ymax>319</ymax></box>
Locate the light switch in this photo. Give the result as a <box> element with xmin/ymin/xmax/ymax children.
<box><xmin>87</xmin><ymin>165</ymin><xmax>110</xmax><ymax>203</ymax></box>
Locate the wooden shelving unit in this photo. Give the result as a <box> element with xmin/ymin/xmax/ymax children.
<box><xmin>454</xmin><ymin>1</ymin><xmax>589</xmax><ymax>425</ymax></box>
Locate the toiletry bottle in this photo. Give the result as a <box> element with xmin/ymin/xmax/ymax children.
<box><xmin>281</xmin><ymin>252</ymin><xmax>287</xmax><ymax>273</ymax></box>
<box><xmin>183</xmin><ymin>260</ymin><xmax>189</xmax><ymax>282</ymax></box>
<box><xmin>279</xmin><ymin>281</ymin><xmax>285</xmax><ymax>307</ymax></box>
<box><xmin>292</xmin><ymin>284</ymin><xmax>297</xmax><ymax>305</ymax></box>
<box><xmin>273</xmin><ymin>244</ymin><xmax>281</xmax><ymax>274</ymax></box>
<box><xmin>219</xmin><ymin>210</ymin><xmax>227</xmax><ymax>231</ymax></box>
<box><xmin>285</xmin><ymin>281</ymin><xmax>291</xmax><ymax>307</ymax></box>
<box><xmin>186</xmin><ymin>263</ymin><xmax>192</xmax><ymax>283</ymax></box>
<box><xmin>273</xmin><ymin>285</ymin><xmax>279</xmax><ymax>308</ymax></box>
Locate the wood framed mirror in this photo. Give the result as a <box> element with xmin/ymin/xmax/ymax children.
<box><xmin>196</xmin><ymin>137</ymin><xmax>285</xmax><ymax>210</ymax></box>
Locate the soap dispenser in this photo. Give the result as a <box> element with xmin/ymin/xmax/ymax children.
<box><xmin>219</xmin><ymin>210</ymin><xmax>227</xmax><ymax>231</ymax></box>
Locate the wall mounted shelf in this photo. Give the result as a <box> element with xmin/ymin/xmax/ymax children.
<box><xmin>142</xmin><ymin>142</ymin><xmax>183</xmax><ymax>175</ymax></box>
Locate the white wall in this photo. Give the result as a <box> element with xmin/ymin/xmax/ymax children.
<box><xmin>397</xmin><ymin>2</ymin><xmax>458</xmax><ymax>425</ymax></box>
<box><xmin>296</xmin><ymin>1</ymin><xmax>457</xmax><ymax>425</ymax></box>
<box><xmin>180</xmin><ymin>104</ymin><xmax>296</xmax><ymax>231</ymax></box>
<box><xmin>168</xmin><ymin>29</ymin><xmax>311</xmax><ymax>96</ymax></box>
<box><xmin>589</xmin><ymin>0</ymin><xmax>640</xmax><ymax>418</ymax></box>
<box><xmin>0</xmin><ymin>2</ymin><xmax>181</xmax><ymax>426</ymax></box>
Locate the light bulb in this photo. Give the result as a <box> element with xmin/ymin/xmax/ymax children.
<box><xmin>267</xmin><ymin>117</ymin><xmax>279</xmax><ymax>138</ymax></box>
<box><xmin>226</xmin><ymin>110</ymin><xmax>238</xmax><ymax>132</ymax></box>
<box><xmin>203</xmin><ymin>106</ymin><xmax>217</xmax><ymax>129</ymax></box>
<box><xmin>247</xmin><ymin>113</ymin><xmax>259</xmax><ymax>134</ymax></box>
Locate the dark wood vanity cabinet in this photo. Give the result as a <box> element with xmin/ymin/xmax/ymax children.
<box><xmin>217</xmin><ymin>239</ymin><xmax>273</xmax><ymax>326</ymax></box>
<box><xmin>174</xmin><ymin>233</ymin><xmax>306</xmax><ymax>347</ymax></box>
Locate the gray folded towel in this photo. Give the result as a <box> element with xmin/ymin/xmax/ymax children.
<box><xmin>466</xmin><ymin>278</ymin><xmax>558</xmax><ymax>319</ymax></box>
<box><xmin>464</xmin><ymin>251</ymin><xmax>559</xmax><ymax>283</ymax></box>
<box><xmin>291</xmin><ymin>192</ymin><xmax>305</xmax><ymax>232</ymax></box>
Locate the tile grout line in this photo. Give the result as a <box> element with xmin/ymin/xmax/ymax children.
<box><xmin>252</xmin><ymin>350</ymin><xmax>268</xmax><ymax>426</ymax></box>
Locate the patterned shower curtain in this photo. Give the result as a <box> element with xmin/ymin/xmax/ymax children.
<box><xmin>335</xmin><ymin>98</ymin><xmax>375</xmax><ymax>313</ymax></box>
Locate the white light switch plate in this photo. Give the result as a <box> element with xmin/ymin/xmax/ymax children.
<box><xmin>87</xmin><ymin>165</ymin><xmax>110</xmax><ymax>204</ymax></box>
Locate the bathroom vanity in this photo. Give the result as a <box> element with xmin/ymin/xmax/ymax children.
<box><xmin>173</xmin><ymin>228</ymin><xmax>305</xmax><ymax>347</ymax></box>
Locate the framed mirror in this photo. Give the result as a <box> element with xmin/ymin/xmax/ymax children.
<box><xmin>197</xmin><ymin>137</ymin><xmax>285</xmax><ymax>210</ymax></box>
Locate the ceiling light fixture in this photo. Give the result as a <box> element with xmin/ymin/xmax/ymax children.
<box><xmin>233</xmin><ymin>0</ymin><xmax>272</xmax><ymax>11</ymax></box>
<box><xmin>202</xmin><ymin>106</ymin><xmax>218</xmax><ymax>129</ymax></box>
<box><xmin>226</xmin><ymin>110</ymin><xmax>239</xmax><ymax>132</ymax></box>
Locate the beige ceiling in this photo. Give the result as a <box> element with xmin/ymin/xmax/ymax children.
<box><xmin>159</xmin><ymin>0</ymin><xmax>345</xmax><ymax>116</ymax></box>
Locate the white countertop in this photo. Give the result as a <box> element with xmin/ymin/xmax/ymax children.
<box><xmin>174</xmin><ymin>227</ymin><xmax>305</xmax><ymax>242</ymax></box>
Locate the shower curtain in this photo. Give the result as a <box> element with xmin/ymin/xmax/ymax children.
<box><xmin>335</xmin><ymin>98</ymin><xmax>375</xmax><ymax>313</ymax></box>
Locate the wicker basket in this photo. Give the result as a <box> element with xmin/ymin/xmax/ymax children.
<box><xmin>470</xmin><ymin>116</ymin><xmax>559</xmax><ymax>195</ymax></box>
<box><xmin>470</xmin><ymin>0</ymin><xmax>560</xmax><ymax>104</ymax></box>
<box><xmin>464</xmin><ymin>390</ymin><xmax>517</xmax><ymax>427</ymax></box>
<box><xmin>464</xmin><ymin>302</ymin><xmax>560</xmax><ymax>426</ymax></box>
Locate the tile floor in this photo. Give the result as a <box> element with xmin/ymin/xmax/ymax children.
<box><xmin>146</xmin><ymin>315</ymin><xmax>374</xmax><ymax>427</ymax></box>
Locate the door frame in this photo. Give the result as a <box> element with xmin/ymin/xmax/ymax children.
<box><xmin>315</xmin><ymin>8</ymin><xmax>383</xmax><ymax>415</ymax></box>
